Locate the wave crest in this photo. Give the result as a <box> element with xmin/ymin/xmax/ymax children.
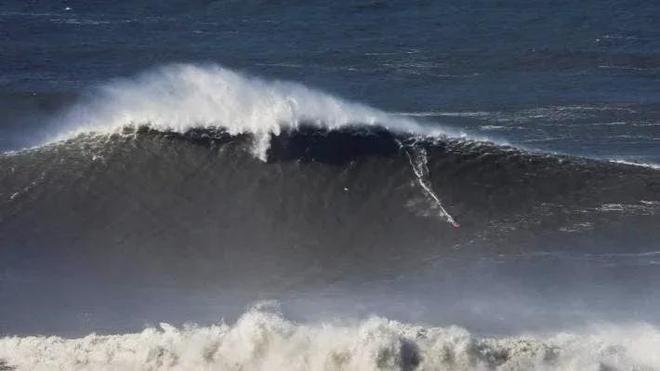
<box><xmin>55</xmin><ymin>64</ymin><xmax>456</xmax><ymax>160</ymax></box>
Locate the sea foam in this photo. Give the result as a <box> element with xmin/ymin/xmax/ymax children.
<box><xmin>1</xmin><ymin>305</ymin><xmax>659</xmax><ymax>371</ymax></box>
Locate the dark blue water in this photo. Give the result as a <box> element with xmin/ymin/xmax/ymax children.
<box><xmin>2</xmin><ymin>1</ymin><xmax>659</xmax><ymax>162</ymax></box>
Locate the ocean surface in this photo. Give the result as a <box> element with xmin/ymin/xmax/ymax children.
<box><xmin>1</xmin><ymin>1</ymin><xmax>660</xmax><ymax>370</ymax></box>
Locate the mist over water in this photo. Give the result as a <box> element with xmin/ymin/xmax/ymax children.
<box><xmin>2</xmin><ymin>1</ymin><xmax>660</xmax><ymax>370</ymax></box>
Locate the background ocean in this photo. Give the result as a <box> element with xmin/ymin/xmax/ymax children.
<box><xmin>1</xmin><ymin>1</ymin><xmax>660</xmax><ymax>370</ymax></box>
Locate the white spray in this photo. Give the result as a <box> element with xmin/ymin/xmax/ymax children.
<box><xmin>54</xmin><ymin>64</ymin><xmax>457</xmax><ymax>160</ymax></box>
<box><xmin>1</xmin><ymin>305</ymin><xmax>659</xmax><ymax>371</ymax></box>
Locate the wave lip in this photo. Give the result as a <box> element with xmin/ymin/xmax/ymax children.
<box><xmin>54</xmin><ymin>64</ymin><xmax>458</xmax><ymax>160</ymax></box>
<box><xmin>1</xmin><ymin>305</ymin><xmax>659</xmax><ymax>371</ymax></box>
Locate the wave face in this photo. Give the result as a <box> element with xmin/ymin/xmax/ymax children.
<box><xmin>3</xmin><ymin>124</ymin><xmax>659</xmax><ymax>264</ymax></box>
<box><xmin>1</xmin><ymin>305</ymin><xmax>659</xmax><ymax>371</ymax></box>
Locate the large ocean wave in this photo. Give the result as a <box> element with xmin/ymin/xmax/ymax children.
<box><xmin>4</xmin><ymin>64</ymin><xmax>657</xmax><ymax>239</ymax></box>
<box><xmin>2</xmin><ymin>126</ymin><xmax>658</xmax><ymax>299</ymax></box>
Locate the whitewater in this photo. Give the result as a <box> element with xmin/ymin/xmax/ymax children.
<box><xmin>1</xmin><ymin>305</ymin><xmax>659</xmax><ymax>371</ymax></box>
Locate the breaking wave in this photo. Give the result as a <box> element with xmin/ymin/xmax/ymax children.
<box><xmin>1</xmin><ymin>305</ymin><xmax>659</xmax><ymax>371</ymax></box>
<box><xmin>52</xmin><ymin>64</ymin><xmax>461</xmax><ymax>160</ymax></box>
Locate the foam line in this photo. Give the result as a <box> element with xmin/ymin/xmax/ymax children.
<box><xmin>1</xmin><ymin>305</ymin><xmax>659</xmax><ymax>371</ymax></box>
